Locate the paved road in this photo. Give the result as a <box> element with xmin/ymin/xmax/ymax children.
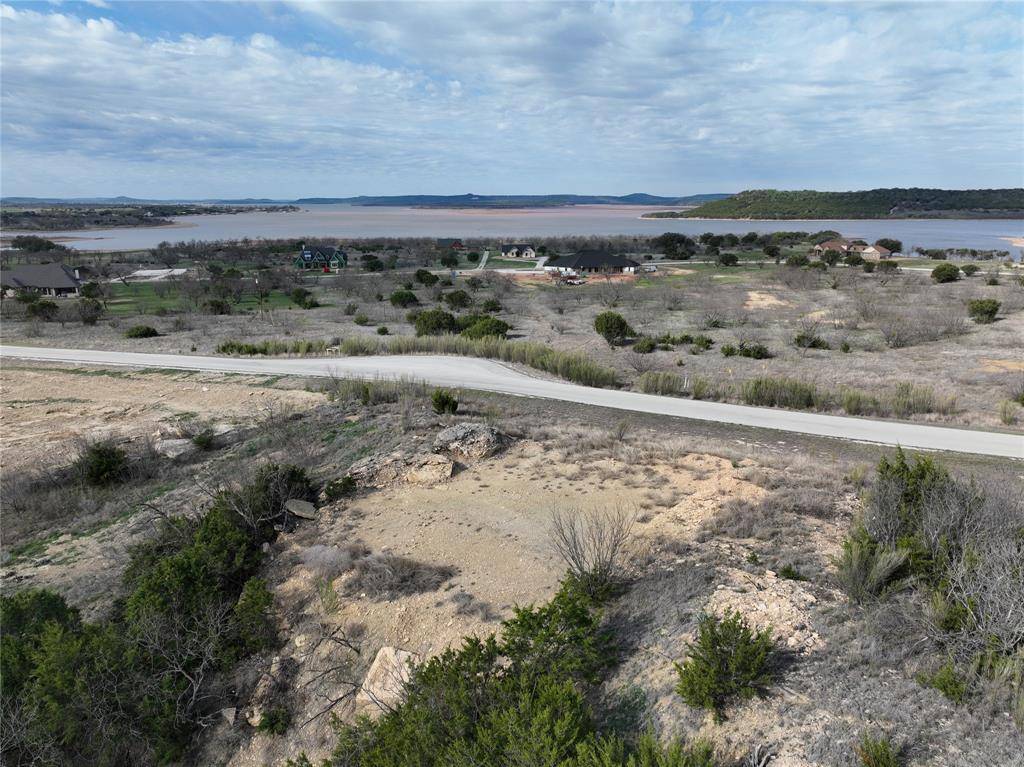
<box><xmin>2</xmin><ymin>345</ymin><xmax>1021</xmax><ymax>459</ymax></box>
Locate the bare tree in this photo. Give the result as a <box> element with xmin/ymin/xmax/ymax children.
<box><xmin>549</xmin><ymin>506</ymin><xmax>636</xmax><ymax>597</ymax></box>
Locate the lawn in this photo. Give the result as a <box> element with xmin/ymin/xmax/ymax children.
<box><xmin>105</xmin><ymin>282</ymin><xmax>293</xmax><ymax>316</ymax></box>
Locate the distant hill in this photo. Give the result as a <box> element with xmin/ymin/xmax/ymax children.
<box><xmin>3</xmin><ymin>193</ymin><xmax>731</xmax><ymax>208</ymax></box>
<box><xmin>292</xmin><ymin>193</ymin><xmax>732</xmax><ymax>207</ymax></box>
<box><xmin>644</xmin><ymin>188</ymin><xmax>1024</xmax><ymax>219</ymax></box>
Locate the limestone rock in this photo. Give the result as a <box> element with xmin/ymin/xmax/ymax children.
<box><xmin>285</xmin><ymin>499</ymin><xmax>317</xmax><ymax>520</ymax></box>
<box><xmin>153</xmin><ymin>438</ymin><xmax>198</xmax><ymax>461</ymax></box>
<box><xmin>433</xmin><ymin>423</ymin><xmax>510</xmax><ymax>461</ymax></box>
<box><xmin>355</xmin><ymin>647</ymin><xmax>419</xmax><ymax>719</ymax></box>
<box><xmin>348</xmin><ymin>452</ymin><xmax>454</xmax><ymax>488</ymax></box>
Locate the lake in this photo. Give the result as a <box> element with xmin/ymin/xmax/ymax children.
<box><xmin>14</xmin><ymin>204</ymin><xmax>1024</xmax><ymax>254</ymax></box>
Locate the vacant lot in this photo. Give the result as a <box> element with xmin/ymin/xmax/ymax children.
<box><xmin>1</xmin><ymin>364</ymin><xmax>1020</xmax><ymax>765</ymax></box>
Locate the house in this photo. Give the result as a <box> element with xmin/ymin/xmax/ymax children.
<box><xmin>543</xmin><ymin>250</ymin><xmax>640</xmax><ymax>276</ymax></box>
<box><xmin>812</xmin><ymin>239</ymin><xmax>851</xmax><ymax>256</ymax></box>
<box><xmin>500</xmin><ymin>243</ymin><xmax>537</xmax><ymax>259</ymax></box>
<box><xmin>0</xmin><ymin>263</ymin><xmax>83</xmax><ymax>297</ymax></box>
<box><xmin>852</xmin><ymin>244</ymin><xmax>892</xmax><ymax>260</ymax></box>
<box><xmin>437</xmin><ymin>238</ymin><xmax>465</xmax><ymax>251</ymax></box>
<box><xmin>294</xmin><ymin>244</ymin><xmax>347</xmax><ymax>271</ymax></box>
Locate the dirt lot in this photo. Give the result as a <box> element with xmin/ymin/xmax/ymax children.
<box><xmin>2</xmin><ymin>364</ymin><xmax>1020</xmax><ymax>766</ymax></box>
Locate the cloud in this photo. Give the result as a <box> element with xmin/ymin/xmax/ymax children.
<box><xmin>0</xmin><ymin>1</ymin><xmax>1021</xmax><ymax>197</ymax></box>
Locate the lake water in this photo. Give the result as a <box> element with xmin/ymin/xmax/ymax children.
<box><xmin>14</xmin><ymin>204</ymin><xmax>1023</xmax><ymax>254</ymax></box>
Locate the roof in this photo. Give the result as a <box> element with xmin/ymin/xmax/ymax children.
<box><xmin>501</xmin><ymin>243</ymin><xmax>534</xmax><ymax>252</ymax></box>
<box><xmin>547</xmin><ymin>250</ymin><xmax>640</xmax><ymax>270</ymax></box>
<box><xmin>300</xmin><ymin>245</ymin><xmax>342</xmax><ymax>259</ymax></box>
<box><xmin>815</xmin><ymin>240</ymin><xmax>849</xmax><ymax>250</ymax></box>
<box><xmin>867</xmin><ymin>244</ymin><xmax>892</xmax><ymax>255</ymax></box>
<box><xmin>437</xmin><ymin>238</ymin><xmax>464</xmax><ymax>247</ymax></box>
<box><xmin>0</xmin><ymin>263</ymin><xmax>81</xmax><ymax>290</ymax></box>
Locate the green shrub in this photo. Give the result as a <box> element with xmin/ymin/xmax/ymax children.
<box><xmin>633</xmin><ymin>336</ymin><xmax>657</xmax><ymax>354</ymax></box>
<box><xmin>794</xmin><ymin>331</ymin><xmax>830</xmax><ymax>349</ymax></box>
<box><xmin>917</xmin><ymin>660</ymin><xmax>967</xmax><ymax>704</ymax></box>
<box><xmin>675</xmin><ymin>611</ymin><xmax>774</xmax><ymax>720</ymax></box>
<box><xmin>124</xmin><ymin>324</ymin><xmax>160</xmax><ymax>339</ymax></box>
<box><xmin>856</xmin><ymin>733</ymin><xmax>900</xmax><ymax>767</ymax></box>
<box><xmin>257</xmin><ymin>705</ymin><xmax>292</xmax><ymax>736</ymax></box>
<box><xmin>415</xmin><ymin>308</ymin><xmax>458</xmax><ymax>336</ymax></box>
<box><xmin>324</xmin><ymin>475</ymin><xmax>357</xmax><ymax>500</ymax></box>
<box><xmin>931</xmin><ymin>262</ymin><xmax>960</xmax><ymax>283</ymax></box>
<box><xmin>778</xmin><ymin>564</ymin><xmax>807</xmax><ymax>581</ymax></box>
<box><xmin>389</xmin><ymin>289</ymin><xmax>419</xmax><ymax>308</ymax></box>
<box><xmin>233</xmin><ymin>577</ymin><xmax>275</xmax><ymax>655</ymax></box>
<box><xmin>291</xmin><ymin>287</ymin><xmax>319</xmax><ymax>309</ymax></box>
<box><xmin>481</xmin><ymin>298</ymin><xmax>502</xmax><ymax>313</ymax></box>
<box><xmin>967</xmin><ymin>298</ymin><xmax>999</xmax><ymax>324</ymax></box>
<box><xmin>377</xmin><ymin>326</ymin><xmax>389</xmax><ymax>335</ymax></box>
<box><xmin>74</xmin><ymin>439</ymin><xmax>129</xmax><ymax>486</ymax></box>
<box><xmin>594</xmin><ymin>312</ymin><xmax>633</xmax><ymax>346</ymax></box>
<box><xmin>353</xmin><ymin>313</ymin><xmax>371</xmax><ymax>326</ymax></box>
<box><xmin>462</xmin><ymin>317</ymin><xmax>511</xmax><ymax>339</ymax></box>
<box><xmin>845</xmin><ymin>252</ymin><xmax>865</xmax><ymax>266</ymax></box>
<box><xmin>862</xmin><ymin>261</ymin><xmax>876</xmax><ymax>273</ymax></box>
<box><xmin>217</xmin><ymin>339</ymin><xmax>329</xmax><ymax>356</ymax></box>
<box><xmin>637</xmin><ymin>371</ymin><xmax>684</xmax><ymax>395</ymax></box>
<box><xmin>191</xmin><ymin>427</ymin><xmax>217</xmax><ymax>450</ymax></box>
<box><xmin>27</xmin><ymin>299</ymin><xmax>59</xmax><ymax>321</ymax></box>
<box><xmin>574</xmin><ymin>733</ymin><xmax>719</xmax><ymax>767</ymax></box>
<box><xmin>959</xmin><ymin>263</ymin><xmax>979</xmax><ymax>276</ymax></box>
<box><xmin>326</xmin><ymin>581</ymin><xmax>616</xmax><ymax>766</ymax></box>
<box><xmin>690</xmin><ymin>335</ymin><xmax>714</xmax><ymax>352</ymax></box>
<box><xmin>415</xmin><ymin>268</ymin><xmax>439</xmax><ymax>286</ymax></box>
<box><xmin>840</xmin><ymin>341</ymin><xmax>852</xmax><ymax>353</ymax></box>
<box><xmin>833</xmin><ymin>531</ymin><xmax>910</xmax><ymax>603</ymax></box>
<box><xmin>738</xmin><ymin>342</ymin><xmax>771</xmax><ymax>359</ymax></box>
<box><xmin>785</xmin><ymin>253</ymin><xmax>810</xmax><ymax>267</ymax></box>
<box><xmin>442</xmin><ymin>289</ymin><xmax>471</xmax><ymax>310</ymax></box>
<box><xmin>432</xmin><ymin>389</ymin><xmax>459</xmax><ymax>415</ymax></box>
<box><xmin>890</xmin><ymin>382</ymin><xmax>954</xmax><ymax>418</ymax></box>
<box><xmin>716</xmin><ymin>252</ymin><xmax>739</xmax><ymax>267</ymax></box>
<box><xmin>740</xmin><ymin>377</ymin><xmax>818</xmax><ymax>409</ymax></box>
<box><xmin>721</xmin><ymin>344</ymin><xmax>738</xmax><ymax>357</ymax></box>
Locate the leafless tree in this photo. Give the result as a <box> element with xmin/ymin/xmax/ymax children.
<box><xmin>549</xmin><ymin>506</ymin><xmax>636</xmax><ymax>596</ymax></box>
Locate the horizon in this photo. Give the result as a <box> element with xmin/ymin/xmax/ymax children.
<box><xmin>1</xmin><ymin>1</ymin><xmax>1022</xmax><ymax>198</ymax></box>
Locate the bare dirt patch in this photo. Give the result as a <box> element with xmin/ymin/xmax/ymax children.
<box><xmin>745</xmin><ymin>290</ymin><xmax>792</xmax><ymax>310</ymax></box>
<box><xmin>0</xmin><ymin>364</ymin><xmax>320</xmax><ymax>474</ymax></box>
<box><xmin>978</xmin><ymin>357</ymin><xmax>1024</xmax><ymax>373</ymax></box>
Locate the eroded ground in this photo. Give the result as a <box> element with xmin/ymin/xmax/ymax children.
<box><xmin>1</xmin><ymin>366</ymin><xmax>1020</xmax><ymax>766</ymax></box>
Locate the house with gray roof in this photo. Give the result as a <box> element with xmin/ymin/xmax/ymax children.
<box><xmin>1</xmin><ymin>263</ymin><xmax>83</xmax><ymax>297</ymax></box>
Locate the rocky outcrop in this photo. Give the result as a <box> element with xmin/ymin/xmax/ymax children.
<box><xmin>347</xmin><ymin>452</ymin><xmax>454</xmax><ymax>488</ymax></box>
<box><xmin>354</xmin><ymin>647</ymin><xmax>419</xmax><ymax>719</ymax></box>
<box><xmin>153</xmin><ymin>438</ymin><xmax>198</xmax><ymax>462</ymax></box>
<box><xmin>432</xmin><ymin>423</ymin><xmax>510</xmax><ymax>461</ymax></box>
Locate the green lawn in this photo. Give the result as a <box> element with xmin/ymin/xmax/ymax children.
<box><xmin>105</xmin><ymin>283</ymin><xmax>293</xmax><ymax>316</ymax></box>
<box><xmin>485</xmin><ymin>258</ymin><xmax>538</xmax><ymax>269</ymax></box>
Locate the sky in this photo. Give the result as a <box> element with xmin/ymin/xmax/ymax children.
<box><xmin>1</xmin><ymin>1</ymin><xmax>1022</xmax><ymax>199</ymax></box>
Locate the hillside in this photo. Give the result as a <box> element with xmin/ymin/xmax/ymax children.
<box><xmin>644</xmin><ymin>188</ymin><xmax>1024</xmax><ymax>219</ymax></box>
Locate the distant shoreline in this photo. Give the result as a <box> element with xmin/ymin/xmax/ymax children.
<box><xmin>642</xmin><ymin>214</ymin><xmax>1024</xmax><ymax>222</ymax></box>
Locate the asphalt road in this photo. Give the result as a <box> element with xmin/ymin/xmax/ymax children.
<box><xmin>2</xmin><ymin>345</ymin><xmax>1021</xmax><ymax>460</ymax></box>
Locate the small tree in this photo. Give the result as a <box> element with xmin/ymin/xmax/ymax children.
<box><xmin>76</xmin><ymin>298</ymin><xmax>104</xmax><ymax>325</ymax></box>
<box><xmin>874</xmin><ymin>238</ymin><xmax>903</xmax><ymax>254</ymax></box>
<box><xmin>438</xmin><ymin>253</ymin><xmax>459</xmax><ymax>269</ymax></box>
<box><xmin>461</xmin><ymin>317</ymin><xmax>510</xmax><ymax>339</ymax></box>
<box><xmin>959</xmin><ymin>263</ymin><xmax>980</xmax><ymax>277</ymax></box>
<box><xmin>593</xmin><ymin>311</ymin><xmax>632</xmax><ymax>346</ymax></box>
<box><xmin>931</xmin><ymin>262</ymin><xmax>960</xmax><ymax>283</ymax></box>
<box><xmin>716</xmin><ymin>252</ymin><xmax>739</xmax><ymax>267</ymax></box>
<box><xmin>675</xmin><ymin>611</ymin><xmax>774</xmax><ymax>720</ymax></box>
<box><xmin>414</xmin><ymin>308</ymin><xmax>457</xmax><ymax>336</ymax></box>
<box><xmin>967</xmin><ymin>298</ymin><xmax>999</xmax><ymax>324</ymax></box>
<box><xmin>414</xmin><ymin>269</ymin><xmax>439</xmax><ymax>286</ymax></box>
<box><xmin>389</xmin><ymin>289</ymin><xmax>419</xmax><ymax>308</ymax></box>
<box><xmin>442</xmin><ymin>290</ymin><xmax>471</xmax><ymax>310</ymax></box>
<box><xmin>431</xmin><ymin>389</ymin><xmax>458</xmax><ymax>415</ymax></box>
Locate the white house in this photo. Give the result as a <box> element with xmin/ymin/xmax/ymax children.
<box><xmin>500</xmin><ymin>243</ymin><xmax>536</xmax><ymax>258</ymax></box>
